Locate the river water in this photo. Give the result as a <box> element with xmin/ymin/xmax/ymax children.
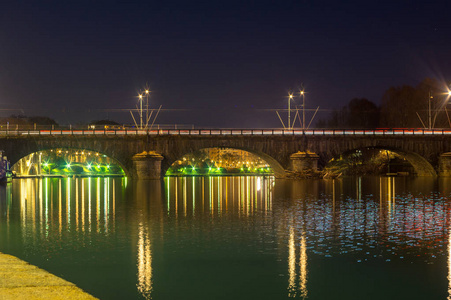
<box><xmin>0</xmin><ymin>176</ymin><xmax>450</xmax><ymax>299</ymax></box>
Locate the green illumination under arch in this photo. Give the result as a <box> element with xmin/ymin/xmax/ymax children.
<box><xmin>12</xmin><ymin>148</ymin><xmax>125</xmax><ymax>177</ymax></box>
<box><xmin>165</xmin><ymin>148</ymin><xmax>275</xmax><ymax>176</ymax></box>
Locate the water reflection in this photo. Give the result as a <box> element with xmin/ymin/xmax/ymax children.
<box><xmin>2</xmin><ymin>176</ymin><xmax>451</xmax><ymax>299</ymax></box>
<box><xmin>275</xmin><ymin>177</ymin><xmax>451</xmax><ymax>263</ymax></box>
<box><xmin>164</xmin><ymin>176</ymin><xmax>274</xmax><ymax>217</ymax></box>
<box><xmin>288</xmin><ymin>225</ymin><xmax>308</xmax><ymax>298</ymax></box>
<box><xmin>137</xmin><ymin>221</ymin><xmax>153</xmax><ymax>298</ymax></box>
<box><xmin>8</xmin><ymin>177</ymin><xmax>122</xmax><ymax>246</ymax></box>
<box><xmin>132</xmin><ymin>180</ymin><xmax>163</xmax><ymax>299</ymax></box>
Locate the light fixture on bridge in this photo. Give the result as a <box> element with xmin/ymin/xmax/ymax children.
<box><xmin>275</xmin><ymin>85</ymin><xmax>319</xmax><ymax>131</ymax></box>
<box><xmin>300</xmin><ymin>89</ymin><xmax>305</xmax><ymax>129</ymax></box>
<box><xmin>130</xmin><ymin>87</ymin><xmax>162</xmax><ymax>130</ymax></box>
<box><xmin>288</xmin><ymin>93</ymin><xmax>294</xmax><ymax>130</ymax></box>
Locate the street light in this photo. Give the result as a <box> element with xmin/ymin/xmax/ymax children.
<box><xmin>429</xmin><ymin>86</ymin><xmax>451</xmax><ymax>129</ymax></box>
<box><xmin>144</xmin><ymin>89</ymin><xmax>150</xmax><ymax>129</ymax></box>
<box><xmin>428</xmin><ymin>91</ymin><xmax>433</xmax><ymax>130</ymax></box>
<box><xmin>288</xmin><ymin>93</ymin><xmax>293</xmax><ymax>130</ymax></box>
<box><xmin>138</xmin><ymin>94</ymin><xmax>143</xmax><ymax>129</ymax></box>
<box><xmin>300</xmin><ymin>90</ymin><xmax>305</xmax><ymax>129</ymax></box>
<box><xmin>132</xmin><ymin>88</ymin><xmax>151</xmax><ymax>130</ymax></box>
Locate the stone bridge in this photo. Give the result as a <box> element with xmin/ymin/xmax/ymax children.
<box><xmin>2</xmin><ymin>129</ymin><xmax>451</xmax><ymax>178</ymax></box>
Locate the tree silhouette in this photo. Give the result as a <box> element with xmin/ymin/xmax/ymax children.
<box><xmin>317</xmin><ymin>98</ymin><xmax>379</xmax><ymax>128</ymax></box>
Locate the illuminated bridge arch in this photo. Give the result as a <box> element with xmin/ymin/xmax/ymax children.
<box><xmin>11</xmin><ymin>148</ymin><xmax>128</xmax><ymax>177</ymax></box>
<box><xmin>162</xmin><ymin>147</ymin><xmax>286</xmax><ymax>177</ymax></box>
<box><xmin>323</xmin><ymin>146</ymin><xmax>436</xmax><ymax>176</ymax></box>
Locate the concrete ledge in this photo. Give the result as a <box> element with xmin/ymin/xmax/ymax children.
<box><xmin>0</xmin><ymin>253</ymin><xmax>97</xmax><ymax>300</ymax></box>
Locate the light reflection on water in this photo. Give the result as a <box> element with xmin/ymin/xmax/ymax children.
<box><xmin>291</xmin><ymin>179</ymin><xmax>447</xmax><ymax>260</ymax></box>
<box><xmin>165</xmin><ymin>176</ymin><xmax>274</xmax><ymax>217</ymax></box>
<box><xmin>13</xmin><ymin>177</ymin><xmax>117</xmax><ymax>241</ymax></box>
<box><xmin>1</xmin><ymin>176</ymin><xmax>451</xmax><ymax>299</ymax></box>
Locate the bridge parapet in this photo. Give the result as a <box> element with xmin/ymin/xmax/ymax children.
<box><xmin>5</xmin><ymin>128</ymin><xmax>451</xmax><ymax>137</ymax></box>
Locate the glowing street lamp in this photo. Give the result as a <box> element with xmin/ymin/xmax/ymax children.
<box><xmin>428</xmin><ymin>85</ymin><xmax>451</xmax><ymax>129</ymax></box>
<box><xmin>300</xmin><ymin>90</ymin><xmax>305</xmax><ymax>129</ymax></box>
<box><xmin>138</xmin><ymin>94</ymin><xmax>143</xmax><ymax>129</ymax></box>
<box><xmin>131</xmin><ymin>87</ymin><xmax>151</xmax><ymax>130</ymax></box>
<box><xmin>288</xmin><ymin>94</ymin><xmax>294</xmax><ymax>130</ymax></box>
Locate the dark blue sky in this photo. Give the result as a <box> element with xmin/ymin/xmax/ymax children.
<box><xmin>1</xmin><ymin>1</ymin><xmax>450</xmax><ymax>127</ymax></box>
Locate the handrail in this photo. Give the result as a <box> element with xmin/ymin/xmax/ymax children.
<box><xmin>1</xmin><ymin>128</ymin><xmax>451</xmax><ymax>136</ymax></box>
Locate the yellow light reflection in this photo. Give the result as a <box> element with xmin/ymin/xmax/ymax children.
<box><xmin>137</xmin><ymin>222</ymin><xmax>153</xmax><ymax>298</ymax></box>
<box><xmin>288</xmin><ymin>226</ymin><xmax>296</xmax><ymax>296</ymax></box>
<box><xmin>288</xmin><ymin>225</ymin><xmax>308</xmax><ymax>298</ymax></box>
<box><xmin>164</xmin><ymin>176</ymin><xmax>274</xmax><ymax>218</ymax></box>
<box><xmin>13</xmin><ymin>178</ymin><xmax>118</xmax><ymax>251</ymax></box>
<box><xmin>299</xmin><ymin>235</ymin><xmax>308</xmax><ymax>299</ymax></box>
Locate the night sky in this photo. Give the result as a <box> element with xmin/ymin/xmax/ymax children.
<box><xmin>1</xmin><ymin>1</ymin><xmax>450</xmax><ymax>128</ymax></box>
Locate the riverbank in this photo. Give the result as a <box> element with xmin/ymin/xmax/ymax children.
<box><xmin>0</xmin><ymin>252</ymin><xmax>97</xmax><ymax>300</ymax></box>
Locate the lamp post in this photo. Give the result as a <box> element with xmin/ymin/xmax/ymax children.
<box><xmin>138</xmin><ymin>94</ymin><xmax>143</xmax><ymax>129</ymax></box>
<box><xmin>428</xmin><ymin>91</ymin><xmax>433</xmax><ymax>130</ymax></box>
<box><xmin>300</xmin><ymin>90</ymin><xmax>305</xmax><ymax>129</ymax></box>
<box><xmin>288</xmin><ymin>94</ymin><xmax>293</xmax><ymax>130</ymax></box>
<box><xmin>447</xmin><ymin>90</ymin><xmax>451</xmax><ymax>127</ymax></box>
<box><xmin>137</xmin><ymin>89</ymin><xmax>150</xmax><ymax>130</ymax></box>
<box><xmin>144</xmin><ymin>89</ymin><xmax>150</xmax><ymax>129</ymax></box>
<box><xmin>131</xmin><ymin>87</ymin><xmax>155</xmax><ymax>130</ymax></box>
<box><xmin>430</xmin><ymin>88</ymin><xmax>451</xmax><ymax>129</ymax></box>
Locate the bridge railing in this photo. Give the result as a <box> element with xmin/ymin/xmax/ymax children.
<box><xmin>2</xmin><ymin>128</ymin><xmax>451</xmax><ymax>136</ymax></box>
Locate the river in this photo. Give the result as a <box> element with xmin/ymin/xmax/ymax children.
<box><xmin>0</xmin><ymin>176</ymin><xmax>450</xmax><ymax>299</ymax></box>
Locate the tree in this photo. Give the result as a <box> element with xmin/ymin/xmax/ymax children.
<box><xmin>90</xmin><ymin>120</ymin><xmax>120</xmax><ymax>126</ymax></box>
<box><xmin>379</xmin><ymin>78</ymin><xmax>448</xmax><ymax>128</ymax></box>
<box><xmin>28</xmin><ymin>116</ymin><xmax>58</xmax><ymax>126</ymax></box>
<box><xmin>0</xmin><ymin>115</ymin><xmax>58</xmax><ymax>127</ymax></box>
<box><xmin>347</xmin><ymin>98</ymin><xmax>379</xmax><ymax>128</ymax></box>
<box><xmin>317</xmin><ymin>98</ymin><xmax>379</xmax><ymax>128</ymax></box>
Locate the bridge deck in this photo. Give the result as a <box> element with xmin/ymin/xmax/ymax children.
<box><xmin>2</xmin><ymin>128</ymin><xmax>451</xmax><ymax>136</ymax></box>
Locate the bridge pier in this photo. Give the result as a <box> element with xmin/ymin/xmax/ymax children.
<box><xmin>132</xmin><ymin>151</ymin><xmax>164</xmax><ymax>180</ymax></box>
<box><xmin>290</xmin><ymin>151</ymin><xmax>319</xmax><ymax>173</ymax></box>
<box><xmin>439</xmin><ymin>153</ymin><xmax>451</xmax><ymax>176</ymax></box>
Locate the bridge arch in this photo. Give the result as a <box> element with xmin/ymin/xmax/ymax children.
<box><xmin>323</xmin><ymin>146</ymin><xmax>436</xmax><ymax>176</ymax></box>
<box><xmin>162</xmin><ymin>147</ymin><xmax>285</xmax><ymax>177</ymax></box>
<box><xmin>11</xmin><ymin>148</ymin><xmax>129</xmax><ymax>177</ymax></box>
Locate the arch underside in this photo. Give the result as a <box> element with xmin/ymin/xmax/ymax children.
<box><xmin>12</xmin><ymin>148</ymin><xmax>129</xmax><ymax>177</ymax></box>
<box><xmin>163</xmin><ymin>147</ymin><xmax>285</xmax><ymax>178</ymax></box>
<box><xmin>326</xmin><ymin>147</ymin><xmax>436</xmax><ymax>177</ymax></box>
<box><xmin>402</xmin><ymin>152</ymin><xmax>436</xmax><ymax>176</ymax></box>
